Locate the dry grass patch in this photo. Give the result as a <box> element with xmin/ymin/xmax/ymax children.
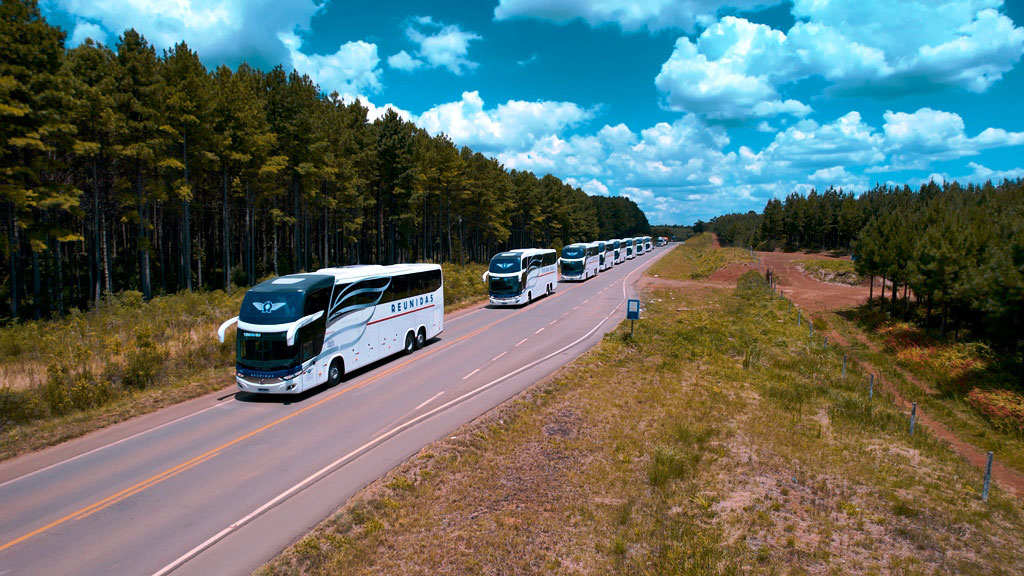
<box><xmin>649</xmin><ymin>232</ymin><xmax>753</xmax><ymax>281</ymax></box>
<box><xmin>798</xmin><ymin>259</ymin><xmax>860</xmax><ymax>285</ymax></box>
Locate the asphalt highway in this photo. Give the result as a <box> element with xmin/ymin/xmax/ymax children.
<box><xmin>0</xmin><ymin>247</ymin><xmax>668</xmax><ymax>575</ymax></box>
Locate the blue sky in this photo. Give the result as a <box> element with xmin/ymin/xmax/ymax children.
<box><xmin>41</xmin><ymin>0</ymin><xmax>1024</xmax><ymax>225</ymax></box>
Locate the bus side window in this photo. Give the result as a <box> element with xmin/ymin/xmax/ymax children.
<box><xmin>305</xmin><ymin>288</ymin><xmax>330</xmax><ymax>316</ymax></box>
<box><xmin>302</xmin><ymin>287</ymin><xmax>330</xmax><ymax>361</ymax></box>
<box><xmin>382</xmin><ymin>274</ymin><xmax>409</xmax><ymax>304</ymax></box>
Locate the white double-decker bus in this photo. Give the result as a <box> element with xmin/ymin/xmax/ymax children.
<box><xmin>559</xmin><ymin>242</ymin><xmax>600</xmax><ymax>281</ymax></box>
<box><xmin>218</xmin><ymin>263</ymin><xmax>443</xmax><ymax>394</ymax></box>
<box><xmin>483</xmin><ymin>248</ymin><xmax>558</xmax><ymax>306</ymax></box>
<box><xmin>624</xmin><ymin>238</ymin><xmax>635</xmax><ymax>260</ymax></box>
<box><xmin>601</xmin><ymin>240</ymin><xmax>615</xmax><ymax>270</ymax></box>
<box><xmin>611</xmin><ymin>239</ymin><xmax>624</xmax><ymax>264</ymax></box>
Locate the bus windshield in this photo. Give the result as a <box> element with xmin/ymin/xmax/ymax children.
<box><xmin>489</xmin><ymin>255</ymin><xmax>522</xmax><ymax>274</ymax></box>
<box><xmin>237</xmin><ymin>331</ymin><xmax>298</xmax><ymax>372</ymax></box>
<box><xmin>239</xmin><ymin>291</ymin><xmax>306</xmax><ymax>324</ymax></box>
<box><xmin>561</xmin><ymin>246</ymin><xmax>584</xmax><ymax>259</ymax></box>
<box><xmin>489</xmin><ymin>275</ymin><xmax>520</xmax><ymax>295</ymax></box>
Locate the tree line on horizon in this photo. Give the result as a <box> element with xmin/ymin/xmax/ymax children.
<box><xmin>0</xmin><ymin>0</ymin><xmax>650</xmax><ymax>322</ymax></box>
<box><xmin>706</xmin><ymin>180</ymin><xmax>1024</xmax><ymax>354</ymax></box>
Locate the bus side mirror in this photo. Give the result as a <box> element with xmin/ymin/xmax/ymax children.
<box><xmin>481</xmin><ymin>271</ymin><xmax>489</xmax><ymax>282</ymax></box>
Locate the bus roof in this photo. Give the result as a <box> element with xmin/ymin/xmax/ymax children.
<box><xmin>499</xmin><ymin>248</ymin><xmax>555</xmax><ymax>257</ymax></box>
<box><xmin>250</xmin><ymin>273</ymin><xmax>335</xmax><ymax>294</ymax></box>
<box><xmin>315</xmin><ymin>263</ymin><xmax>441</xmax><ymax>284</ymax></box>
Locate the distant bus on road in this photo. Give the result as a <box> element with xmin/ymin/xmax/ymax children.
<box><xmin>601</xmin><ymin>240</ymin><xmax>615</xmax><ymax>270</ymax></box>
<box><xmin>644</xmin><ymin>236</ymin><xmax>653</xmax><ymax>252</ymax></box>
<box><xmin>218</xmin><ymin>264</ymin><xmax>443</xmax><ymax>394</ymax></box>
<box><xmin>483</xmin><ymin>248</ymin><xmax>558</xmax><ymax>306</ymax></box>
<box><xmin>612</xmin><ymin>239</ymin><xmax>624</xmax><ymax>264</ymax></box>
<box><xmin>560</xmin><ymin>242</ymin><xmax>601</xmax><ymax>281</ymax></box>
<box><xmin>624</xmin><ymin>238</ymin><xmax>635</xmax><ymax>260</ymax></box>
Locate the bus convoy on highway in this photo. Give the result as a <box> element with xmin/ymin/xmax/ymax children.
<box><xmin>219</xmin><ymin>236</ymin><xmax>667</xmax><ymax>394</ymax></box>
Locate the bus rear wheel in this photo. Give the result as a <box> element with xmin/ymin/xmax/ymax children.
<box><xmin>415</xmin><ymin>327</ymin><xmax>426</xmax><ymax>349</ymax></box>
<box><xmin>404</xmin><ymin>332</ymin><xmax>416</xmax><ymax>354</ymax></box>
<box><xmin>328</xmin><ymin>358</ymin><xmax>343</xmax><ymax>387</ymax></box>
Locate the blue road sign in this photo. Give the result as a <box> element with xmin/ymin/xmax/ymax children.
<box><xmin>627</xmin><ymin>299</ymin><xmax>640</xmax><ymax>320</ymax></box>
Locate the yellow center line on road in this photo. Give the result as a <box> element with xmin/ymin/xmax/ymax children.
<box><xmin>0</xmin><ymin>274</ymin><xmax>593</xmax><ymax>553</ymax></box>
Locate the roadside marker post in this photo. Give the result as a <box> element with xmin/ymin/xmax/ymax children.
<box><xmin>627</xmin><ymin>299</ymin><xmax>641</xmax><ymax>338</ymax></box>
<box><xmin>798</xmin><ymin>310</ymin><xmax>801</xmax><ymax>326</ymax></box>
<box><xmin>910</xmin><ymin>402</ymin><xmax>917</xmax><ymax>435</ymax></box>
<box><xmin>842</xmin><ymin>355</ymin><xmax>846</xmax><ymax>378</ymax></box>
<box><xmin>869</xmin><ymin>374</ymin><xmax>874</xmax><ymax>400</ymax></box>
<box><xmin>983</xmin><ymin>452</ymin><xmax>994</xmax><ymax>502</ymax></box>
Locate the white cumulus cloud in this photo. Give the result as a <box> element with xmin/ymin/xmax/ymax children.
<box><xmin>404</xmin><ymin>16</ymin><xmax>481</xmax><ymax>75</ymax></box>
<box><xmin>879</xmin><ymin>107</ymin><xmax>1024</xmax><ymax>169</ymax></box>
<box><xmin>46</xmin><ymin>0</ymin><xmax>323</xmax><ymax>69</ymax></box>
<box><xmin>69</xmin><ymin>20</ymin><xmax>109</xmax><ymax>46</ymax></box>
<box><xmin>414</xmin><ymin>91</ymin><xmax>595</xmax><ymax>152</ymax></box>
<box><xmin>279</xmin><ymin>32</ymin><xmax>382</xmax><ymax>96</ymax></box>
<box><xmin>654</xmin><ymin>3</ymin><xmax>1024</xmax><ymax>119</ymax></box>
<box><xmin>387</xmin><ymin>50</ymin><xmax>423</xmax><ymax>72</ymax></box>
<box><xmin>493</xmin><ymin>0</ymin><xmax>765</xmax><ymax>33</ymax></box>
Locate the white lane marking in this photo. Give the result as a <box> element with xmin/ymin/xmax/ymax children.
<box><xmin>492</xmin><ymin>352</ymin><xmax>506</xmax><ymax>361</ymax></box>
<box><xmin>583</xmin><ymin>298</ymin><xmax>590</xmax><ymax>304</ymax></box>
<box><xmin>415</xmin><ymin>391</ymin><xmax>445</xmax><ymax>410</ymax></box>
<box><xmin>560</xmin><ymin>312</ymin><xmax>570</xmax><ymax>320</ymax></box>
<box><xmin>0</xmin><ymin>401</ymin><xmax>231</xmax><ymax>490</ymax></box>
<box><xmin>573</xmin><ymin>306</ymin><xmax>580</xmax><ymax>310</ymax></box>
<box><xmin>515</xmin><ymin>337</ymin><xmax>529</xmax><ymax>347</ymax></box>
<box><xmin>153</xmin><ymin>280</ymin><xmax>630</xmax><ymax>576</ymax></box>
<box><xmin>534</xmin><ymin>328</ymin><xmax>545</xmax><ymax>335</ymax></box>
<box><xmin>549</xmin><ymin>320</ymin><xmax>558</xmax><ymax>325</ymax></box>
<box><xmin>462</xmin><ymin>368</ymin><xmax>481</xmax><ymax>381</ymax></box>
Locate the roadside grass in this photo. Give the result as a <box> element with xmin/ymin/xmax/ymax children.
<box><xmin>648</xmin><ymin>232</ymin><xmax>753</xmax><ymax>280</ymax></box>
<box><xmin>0</xmin><ymin>263</ymin><xmax>488</xmax><ymax>461</ymax></box>
<box><xmin>798</xmin><ymin>259</ymin><xmax>860</xmax><ymax>285</ymax></box>
<box><xmin>828</xmin><ymin>311</ymin><xmax>1024</xmax><ymax>474</ymax></box>
<box><xmin>260</xmin><ymin>253</ymin><xmax>1023</xmax><ymax>574</ymax></box>
<box><xmin>441</xmin><ymin>262</ymin><xmax>488</xmax><ymax>311</ymax></box>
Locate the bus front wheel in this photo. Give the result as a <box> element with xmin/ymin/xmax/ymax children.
<box><xmin>328</xmin><ymin>358</ymin><xmax>343</xmax><ymax>387</ymax></box>
<box><xmin>405</xmin><ymin>332</ymin><xmax>416</xmax><ymax>354</ymax></box>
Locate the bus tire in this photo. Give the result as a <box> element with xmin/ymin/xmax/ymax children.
<box><xmin>547</xmin><ymin>283</ymin><xmax>553</xmax><ymax>295</ymax></box>
<box><xmin>415</xmin><ymin>327</ymin><xmax>426</xmax><ymax>349</ymax></box>
<box><xmin>527</xmin><ymin>291</ymin><xmax>532</xmax><ymax>304</ymax></box>
<box><xmin>328</xmin><ymin>358</ymin><xmax>343</xmax><ymax>387</ymax></box>
<box><xmin>404</xmin><ymin>332</ymin><xmax>416</xmax><ymax>355</ymax></box>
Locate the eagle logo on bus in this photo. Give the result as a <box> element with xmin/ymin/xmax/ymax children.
<box><xmin>253</xmin><ymin>301</ymin><xmax>286</xmax><ymax>314</ymax></box>
<box><xmin>496</xmin><ymin>262</ymin><xmax>514</xmax><ymax>270</ymax></box>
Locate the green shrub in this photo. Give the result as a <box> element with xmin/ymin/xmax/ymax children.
<box><xmin>122</xmin><ymin>330</ymin><xmax>167</xmax><ymax>389</ymax></box>
<box><xmin>0</xmin><ymin>386</ymin><xmax>45</xmax><ymax>425</ymax></box>
<box><xmin>44</xmin><ymin>363</ymin><xmax>74</xmax><ymax>416</ymax></box>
